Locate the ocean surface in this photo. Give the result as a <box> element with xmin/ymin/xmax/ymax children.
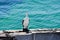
<box><xmin>0</xmin><ymin>0</ymin><xmax>60</xmax><ymax>30</ymax></box>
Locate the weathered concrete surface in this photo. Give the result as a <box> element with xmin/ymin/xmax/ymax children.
<box><xmin>0</xmin><ymin>29</ymin><xmax>60</xmax><ymax>40</ymax></box>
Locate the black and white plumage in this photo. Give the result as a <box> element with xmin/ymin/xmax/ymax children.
<box><xmin>22</xmin><ymin>13</ymin><xmax>29</xmax><ymax>33</ymax></box>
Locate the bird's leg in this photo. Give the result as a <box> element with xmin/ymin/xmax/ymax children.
<box><xmin>23</xmin><ymin>28</ymin><xmax>29</xmax><ymax>33</ymax></box>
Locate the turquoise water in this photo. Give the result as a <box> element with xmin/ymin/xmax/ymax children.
<box><xmin>0</xmin><ymin>0</ymin><xmax>60</xmax><ymax>30</ymax></box>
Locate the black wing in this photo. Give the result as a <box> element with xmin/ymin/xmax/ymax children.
<box><xmin>22</xmin><ymin>20</ymin><xmax>24</xmax><ymax>27</ymax></box>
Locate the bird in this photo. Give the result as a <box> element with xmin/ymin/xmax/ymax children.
<box><xmin>22</xmin><ymin>13</ymin><xmax>29</xmax><ymax>33</ymax></box>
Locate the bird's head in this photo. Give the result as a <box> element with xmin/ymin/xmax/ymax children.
<box><xmin>26</xmin><ymin>13</ymin><xmax>28</xmax><ymax>17</ymax></box>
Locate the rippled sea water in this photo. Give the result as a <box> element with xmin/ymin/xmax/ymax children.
<box><xmin>0</xmin><ymin>0</ymin><xmax>60</xmax><ymax>30</ymax></box>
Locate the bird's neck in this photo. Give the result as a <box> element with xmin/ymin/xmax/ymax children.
<box><xmin>25</xmin><ymin>16</ymin><xmax>29</xmax><ymax>18</ymax></box>
<box><xmin>26</xmin><ymin>15</ymin><xmax>29</xmax><ymax>18</ymax></box>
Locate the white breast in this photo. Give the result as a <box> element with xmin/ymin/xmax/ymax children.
<box><xmin>23</xmin><ymin>17</ymin><xmax>29</xmax><ymax>28</ymax></box>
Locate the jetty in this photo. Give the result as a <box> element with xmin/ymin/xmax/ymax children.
<box><xmin>0</xmin><ymin>28</ymin><xmax>60</xmax><ymax>40</ymax></box>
